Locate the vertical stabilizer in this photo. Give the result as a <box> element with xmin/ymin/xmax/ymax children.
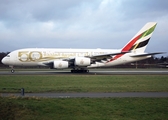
<box><xmin>121</xmin><ymin>22</ymin><xmax>157</xmax><ymax>53</ymax></box>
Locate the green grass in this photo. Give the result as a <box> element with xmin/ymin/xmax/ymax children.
<box><xmin>0</xmin><ymin>97</ymin><xmax>168</xmax><ymax>120</ymax></box>
<box><xmin>1</xmin><ymin>75</ymin><xmax>168</xmax><ymax>120</ymax></box>
<box><xmin>0</xmin><ymin>75</ymin><xmax>168</xmax><ymax>93</ymax></box>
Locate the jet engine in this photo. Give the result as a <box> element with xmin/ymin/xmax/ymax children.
<box><xmin>75</xmin><ymin>57</ymin><xmax>91</xmax><ymax>66</ymax></box>
<box><xmin>53</xmin><ymin>61</ymin><xmax>69</xmax><ymax>69</ymax></box>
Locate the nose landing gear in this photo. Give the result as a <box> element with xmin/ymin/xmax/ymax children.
<box><xmin>11</xmin><ymin>69</ymin><xmax>15</xmax><ymax>73</ymax></box>
<box><xmin>10</xmin><ymin>66</ymin><xmax>15</xmax><ymax>73</ymax></box>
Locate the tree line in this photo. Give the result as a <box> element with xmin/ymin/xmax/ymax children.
<box><xmin>0</xmin><ymin>52</ymin><xmax>167</xmax><ymax>68</ymax></box>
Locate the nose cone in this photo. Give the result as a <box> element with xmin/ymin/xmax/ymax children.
<box><xmin>1</xmin><ymin>57</ymin><xmax>9</xmax><ymax>65</ymax></box>
<box><xmin>1</xmin><ymin>57</ymin><xmax>5</xmax><ymax>64</ymax></box>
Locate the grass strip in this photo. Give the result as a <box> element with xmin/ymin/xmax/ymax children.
<box><xmin>0</xmin><ymin>75</ymin><xmax>168</xmax><ymax>93</ymax></box>
<box><xmin>0</xmin><ymin>97</ymin><xmax>168</xmax><ymax>120</ymax></box>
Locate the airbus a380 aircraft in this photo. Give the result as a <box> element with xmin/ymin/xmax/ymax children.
<box><xmin>2</xmin><ymin>22</ymin><xmax>164</xmax><ymax>73</ymax></box>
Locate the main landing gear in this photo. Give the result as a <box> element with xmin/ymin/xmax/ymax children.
<box><xmin>71</xmin><ymin>69</ymin><xmax>89</xmax><ymax>73</ymax></box>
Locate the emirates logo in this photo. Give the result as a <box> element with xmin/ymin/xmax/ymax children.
<box><xmin>80</xmin><ymin>59</ymin><xmax>84</xmax><ymax>64</ymax></box>
<box><xmin>58</xmin><ymin>63</ymin><xmax>62</xmax><ymax>68</ymax></box>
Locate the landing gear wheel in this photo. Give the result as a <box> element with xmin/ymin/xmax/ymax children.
<box><xmin>11</xmin><ymin>69</ymin><xmax>15</xmax><ymax>73</ymax></box>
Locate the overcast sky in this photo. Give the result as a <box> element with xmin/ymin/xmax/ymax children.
<box><xmin>0</xmin><ymin>0</ymin><xmax>168</xmax><ymax>56</ymax></box>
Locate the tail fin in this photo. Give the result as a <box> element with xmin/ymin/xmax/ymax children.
<box><xmin>121</xmin><ymin>22</ymin><xmax>157</xmax><ymax>53</ymax></box>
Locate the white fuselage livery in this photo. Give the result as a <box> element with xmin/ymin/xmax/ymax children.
<box><xmin>1</xmin><ymin>22</ymin><xmax>163</xmax><ymax>73</ymax></box>
<box><xmin>2</xmin><ymin>48</ymin><xmax>150</xmax><ymax>67</ymax></box>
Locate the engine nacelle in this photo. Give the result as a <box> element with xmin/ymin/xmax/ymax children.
<box><xmin>75</xmin><ymin>57</ymin><xmax>91</xmax><ymax>66</ymax></box>
<box><xmin>53</xmin><ymin>61</ymin><xmax>68</xmax><ymax>69</ymax></box>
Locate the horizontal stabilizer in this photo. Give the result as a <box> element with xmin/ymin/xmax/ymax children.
<box><xmin>130</xmin><ymin>52</ymin><xmax>165</xmax><ymax>57</ymax></box>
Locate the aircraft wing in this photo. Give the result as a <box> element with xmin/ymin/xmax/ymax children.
<box><xmin>43</xmin><ymin>51</ymin><xmax>129</xmax><ymax>67</ymax></box>
<box><xmin>86</xmin><ymin>51</ymin><xmax>129</xmax><ymax>62</ymax></box>
<box><xmin>61</xmin><ymin>51</ymin><xmax>129</xmax><ymax>63</ymax></box>
<box><xmin>130</xmin><ymin>52</ymin><xmax>165</xmax><ymax>57</ymax></box>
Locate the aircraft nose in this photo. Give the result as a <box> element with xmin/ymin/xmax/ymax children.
<box><xmin>1</xmin><ymin>57</ymin><xmax>9</xmax><ymax>65</ymax></box>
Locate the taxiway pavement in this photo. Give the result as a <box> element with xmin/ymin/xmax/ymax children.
<box><xmin>1</xmin><ymin>92</ymin><xmax>168</xmax><ymax>98</ymax></box>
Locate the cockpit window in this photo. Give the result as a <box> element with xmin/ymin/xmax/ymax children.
<box><xmin>7</xmin><ymin>55</ymin><xmax>10</xmax><ymax>57</ymax></box>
